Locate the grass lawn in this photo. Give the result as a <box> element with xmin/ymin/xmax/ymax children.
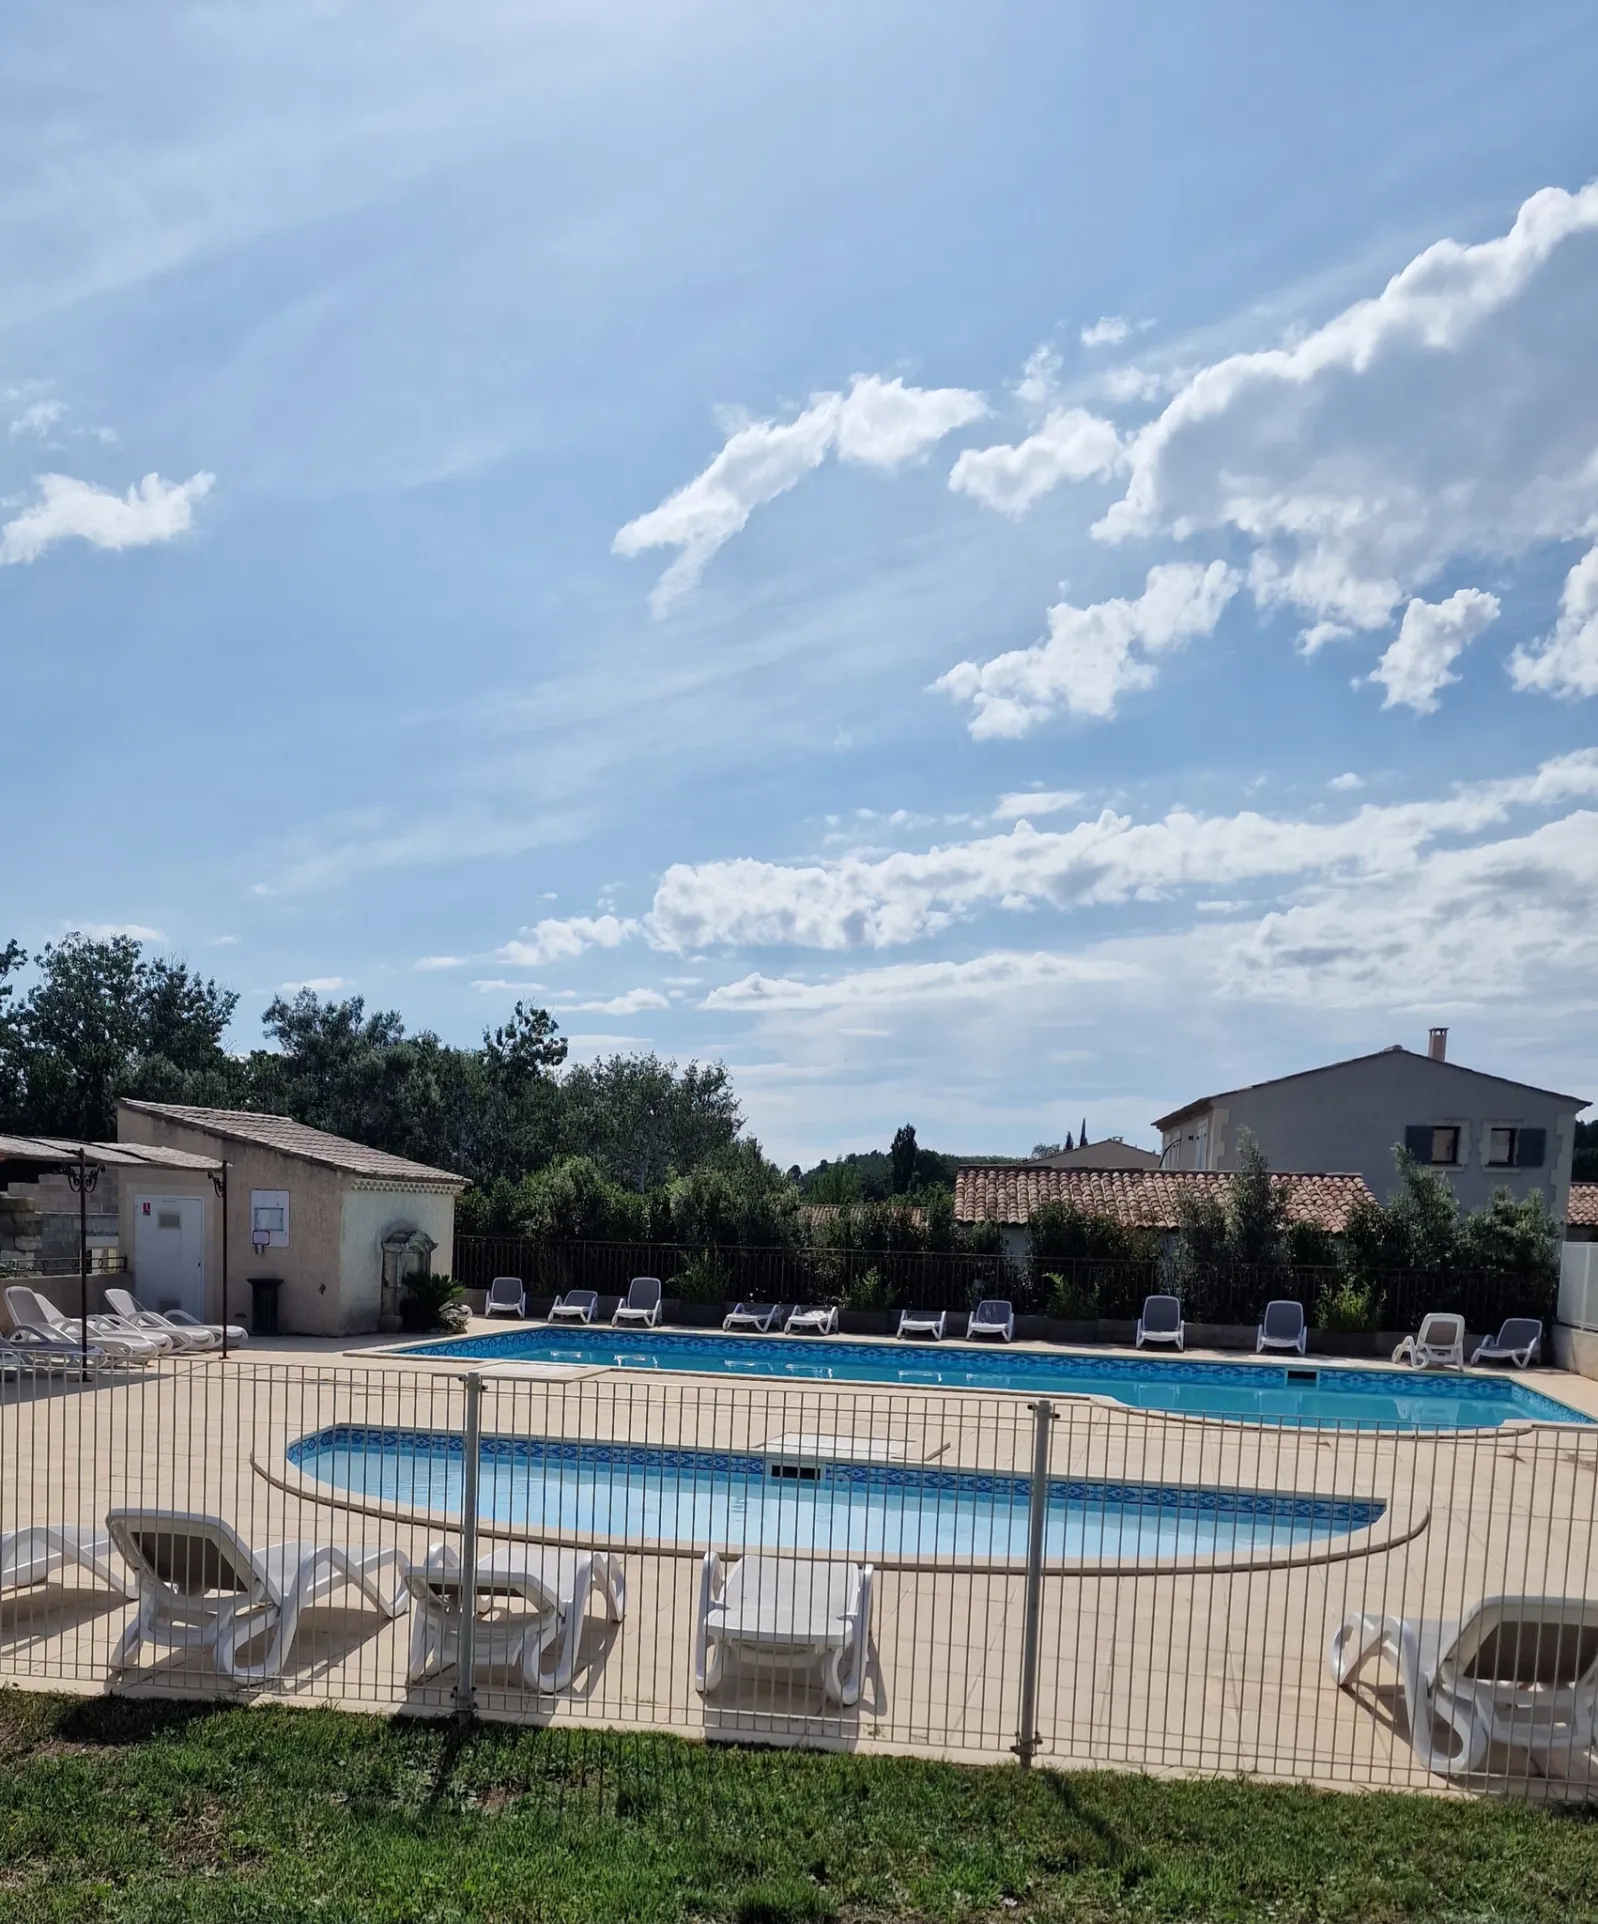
<box><xmin>1</xmin><ymin>1691</ymin><xmax>1596</xmax><ymax>1922</ymax></box>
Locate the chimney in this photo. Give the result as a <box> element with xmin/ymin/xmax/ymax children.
<box><xmin>1427</xmin><ymin>1026</ymin><xmax>1448</xmax><ymax>1062</ymax></box>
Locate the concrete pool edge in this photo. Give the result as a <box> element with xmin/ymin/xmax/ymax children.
<box><xmin>252</xmin><ymin>1429</ymin><xmax>1426</xmax><ymax>1579</ymax></box>
<box><xmin>346</xmin><ymin>1326</ymin><xmax>1593</xmax><ymax>1431</ymax></box>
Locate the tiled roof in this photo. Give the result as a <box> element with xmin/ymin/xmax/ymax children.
<box><xmin>119</xmin><ymin>1102</ymin><xmax>467</xmax><ymax>1188</ymax></box>
<box><xmin>801</xmin><ymin>1203</ymin><xmax>929</xmax><ymax>1231</ymax></box>
<box><xmin>954</xmin><ymin>1165</ymin><xmax>1374</xmax><ymax>1231</ymax></box>
<box><xmin>1569</xmin><ymin>1183</ymin><xmax>1598</xmax><ymax>1229</ymax></box>
<box><xmin>0</xmin><ymin>1134</ymin><xmax>222</xmax><ymax>1173</ymax></box>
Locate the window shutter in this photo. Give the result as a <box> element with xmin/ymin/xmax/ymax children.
<box><xmin>1403</xmin><ymin>1126</ymin><xmax>1432</xmax><ymax>1162</ymax></box>
<box><xmin>1516</xmin><ymin>1127</ymin><xmax>1547</xmax><ymax>1169</ymax></box>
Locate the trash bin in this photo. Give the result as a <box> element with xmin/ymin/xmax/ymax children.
<box><xmin>248</xmin><ymin>1275</ymin><xmax>283</xmax><ymax>1338</ymax></box>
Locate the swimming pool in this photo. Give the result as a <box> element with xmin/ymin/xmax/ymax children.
<box><xmin>399</xmin><ymin>1326</ymin><xmax>1586</xmax><ymax>1430</ymax></box>
<box><xmin>288</xmin><ymin>1424</ymin><xmax>1389</xmax><ymax>1565</ymax></box>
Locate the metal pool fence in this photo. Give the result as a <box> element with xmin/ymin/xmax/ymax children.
<box><xmin>2</xmin><ymin>1352</ymin><xmax>1596</xmax><ymax>1800</ymax></box>
<box><xmin>451</xmin><ymin>1235</ymin><xmax>1559</xmax><ymax>1333</ymax></box>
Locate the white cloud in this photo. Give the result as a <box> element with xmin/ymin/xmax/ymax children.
<box><xmin>1093</xmin><ymin>183</ymin><xmax>1598</xmax><ymax>661</ymax></box>
<box><xmin>1510</xmin><ymin>543</ymin><xmax>1598</xmax><ymax>698</ymax></box>
<box><xmin>935</xmin><ymin>560</ymin><xmax>1238</xmax><ymax>734</ymax></box>
<box><xmin>947</xmin><ymin>407</ymin><xmax>1121</xmax><ymax>517</ymax></box>
<box><xmin>706</xmin><ymin>949</ymin><xmax>1137</xmax><ymax>1012</ymax></box>
<box><xmin>9</xmin><ymin>399</ymin><xmax>65</xmax><ymax>439</ymax></box>
<box><xmin>992</xmin><ymin>788</ymin><xmax>1085</xmax><ymax>820</ymax></box>
<box><xmin>207</xmin><ymin>934</ymin><xmax>241</xmax><ymax>946</ymax></box>
<box><xmin>0</xmin><ymin>470</ymin><xmax>214</xmax><ymax>565</ymax></box>
<box><xmin>1368</xmin><ymin>588</ymin><xmax>1501</xmax><ymax>713</ymax></box>
<box><xmin>1081</xmin><ymin>316</ymin><xmax>1131</xmax><ymax>348</ymax></box>
<box><xmin>613</xmin><ymin>374</ymin><xmax>986</xmax><ymax>610</ymax></box>
<box><xmin>1014</xmin><ymin>344</ymin><xmax>1060</xmax><ymax>408</ymax></box>
<box><xmin>558</xmin><ymin>986</ymin><xmax>669</xmax><ymax>1015</ymax></box>
<box><xmin>413</xmin><ymin>954</ymin><xmax>467</xmax><ymax>971</ymax></box>
<box><xmin>1327</xmin><ymin>772</ymin><xmax>1365</xmax><ymax>792</ymax></box>
<box><xmin>495</xmin><ymin>913</ymin><xmax>635</xmax><ymax>967</ymax></box>
<box><xmin>280</xmin><ymin>976</ymin><xmax>350</xmax><ymax>994</ymax></box>
<box><xmin>79</xmin><ymin>920</ymin><xmax>167</xmax><ymax>943</ymax></box>
<box><xmin>647</xmin><ymin>748</ymin><xmax>1598</xmax><ymax>953</ymax></box>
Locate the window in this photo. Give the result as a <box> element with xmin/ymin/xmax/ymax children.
<box><xmin>1428</xmin><ymin>1125</ymin><xmax>1460</xmax><ymax>1166</ymax></box>
<box><xmin>1487</xmin><ymin>1126</ymin><xmax>1517</xmax><ymax>1167</ymax></box>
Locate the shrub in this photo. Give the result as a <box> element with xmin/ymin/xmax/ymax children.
<box><xmin>1044</xmin><ymin>1271</ymin><xmax>1100</xmax><ymax>1321</ymax></box>
<box><xmin>400</xmin><ymin>1271</ymin><xmax>468</xmax><ymax>1333</ymax></box>
<box><xmin>1316</xmin><ymin>1277</ymin><xmax>1386</xmax><ymax>1333</ymax></box>
<box><xmin>840</xmin><ymin>1266</ymin><xmax>894</xmax><ymax>1312</ymax></box>
<box><xmin>673</xmin><ymin>1251</ymin><xmax>730</xmax><ymax>1304</ymax></box>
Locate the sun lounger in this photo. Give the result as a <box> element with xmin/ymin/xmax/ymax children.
<box><xmin>723</xmin><ymin>1302</ymin><xmax>788</xmax><ymax>1332</ymax></box>
<box><xmin>897</xmin><ymin>1308</ymin><xmax>946</xmax><ymax>1340</ymax></box>
<box><xmin>106</xmin><ymin>1509</ymin><xmax>410</xmax><ymax>1680</ymax></box>
<box><xmin>1</xmin><ymin>1524</ymin><xmax>134</xmax><ymax>1596</ymax></box>
<box><xmin>0</xmin><ymin>1325</ymin><xmax>114</xmax><ymax>1372</ymax></box>
<box><xmin>1257</xmin><ymin>1298</ymin><xmax>1307</xmax><ymax>1355</ymax></box>
<box><xmin>405</xmin><ymin>1541</ymin><xmax>627</xmax><ymax>1691</ymax></box>
<box><xmin>694</xmin><ymin>1552</ymin><xmax>872</xmax><ymax>1706</ymax></box>
<box><xmin>785</xmin><ymin>1305</ymin><xmax>839</xmax><ymax>1336</ymax></box>
<box><xmin>1330</xmin><ymin>1593</ymin><xmax>1598</xmax><ymax>1776</ymax></box>
<box><xmin>547</xmin><ymin>1290</ymin><xmax>598</xmax><ymax>1324</ymax></box>
<box><xmin>967</xmin><ymin>1299</ymin><xmax>1014</xmax><ymax>1342</ymax></box>
<box><xmin>152</xmin><ymin>1302</ymin><xmax>248</xmax><ymax>1345</ymax></box>
<box><xmin>1392</xmin><ymin>1311</ymin><xmax>1465</xmax><ymax>1371</ymax></box>
<box><xmin>484</xmin><ymin>1276</ymin><xmax>527</xmax><ymax>1319</ymax></box>
<box><xmin>104</xmin><ymin>1287</ymin><xmax>216</xmax><ymax>1352</ymax></box>
<box><xmin>4</xmin><ymin>1286</ymin><xmax>162</xmax><ymax>1363</ymax></box>
<box><xmin>1136</xmin><ymin>1294</ymin><xmax>1184</xmax><ymax>1350</ymax></box>
<box><xmin>613</xmin><ymin>1277</ymin><xmax>663</xmax><ymax>1327</ymax></box>
<box><xmin>1471</xmin><ymin>1318</ymin><xmax>1543</xmax><ymax>1368</ymax></box>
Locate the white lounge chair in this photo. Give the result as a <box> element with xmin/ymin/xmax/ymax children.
<box><xmin>897</xmin><ymin>1308</ymin><xmax>946</xmax><ymax>1340</ymax></box>
<box><xmin>104</xmin><ymin>1287</ymin><xmax>216</xmax><ymax>1352</ymax></box>
<box><xmin>785</xmin><ymin>1305</ymin><xmax>839</xmax><ymax>1336</ymax></box>
<box><xmin>405</xmin><ymin>1541</ymin><xmax>627</xmax><ymax>1691</ymax></box>
<box><xmin>484</xmin><ymin>1276</ymin><xmax>527</xmax><ymax>1319</ymax></box>
<box><xmin>1330</xmin><ymin>1594</ymin><xmax>1598</xmax><ymax>1777</ymax></box>
<box><xmin>967</xmin><ymin>1299</ymin><xmax>1014</xmax><ymax>1342</ymax></box>
<box><xmin>613</xmin><ymin>1277</ymin><xmax>663</xmax><ymax>1328</ymax></box>
<box><xmin>1136</xmin><ymin>1294</ymin><xmax>1184</xmax><ymax>1350</ymax></box>
<box><xmin>1257</xmin><ymin>1298</ymin><xmax>1307</xmax><ymax>1355</ymax></box>
<box><xmin>1471</xmin><ymin>1318</ymin><xmax>1543</xmax><ymax>1368</ymax></box>
<box><xmin>694</xmin><ymin>1552</ymin><xmax>872</xmax><ymax>1706</ymax></box>
<box><xmin>152</xmin><ymin>1301</ymin><xmax>248</xmax><ymax>1346</ymax></box>
<box><xmin>0</xmin><ymin>1326</ymin><xmax>114</xmax><ymax>1372</ymax></box>
<box><xmin>2</xmin><ymin>1524</ymin><xmax>134</xmax><ymax>1596</ymax></box>
<box><xmin>106</xmin><ymin>1509</ymin><xmax>410</xmax><ymax>1680</ymax></box>
<box><xmin>1392</xmin><ymin>1311</ymin><xmax>1465</xmax><ymax>1371</ymax></box>
<box><xmin>4</xmin><ymin>1286</ymin><xmax>163</xmax><ymax>1363</ymax></box>
<box><xmin>723</xmin><ymin>1302</ymin><xmax>788</xmax><ymax>1333</ymax></box>
<box><xmin>547</xmin><ymin>1290</ymin><xmax>599</xmax><ymax>1324</ymax></box>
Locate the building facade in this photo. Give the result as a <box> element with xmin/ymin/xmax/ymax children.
<box><xmin>1152</xmin><ymin>1041</ymin><xmax>1585</xmax><ymax>1219</ymax></box>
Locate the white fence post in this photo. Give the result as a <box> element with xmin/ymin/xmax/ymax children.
<box><xmin>456</xmin><ymin>1371</ymin><xmax>483</xmax><ymax>1724</ymax></box>
<box><xmin>1013</xmin><ymin>1397</ymin><xmax>1055</xmax><ymax>1767</ymax></box>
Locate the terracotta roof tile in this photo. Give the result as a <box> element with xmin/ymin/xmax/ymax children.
<box><xmin>954</xmin><ymin>1164</ymin><xmax>1373</xmax><ymax>1232</ymax></box>
<box><xmin>119</xmin><ymin>1102</ymin><xmax>466</xmax><ymax>1187</ymax></box>
<box><xmin>1569</xmin><ymin>1183</ymin><xmax>1598</xmax><ymax>1228</ymax></box>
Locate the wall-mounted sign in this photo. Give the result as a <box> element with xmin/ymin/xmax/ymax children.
<box><xmin>250</xmin><ymin>1190</ymin><xmax>290</xmax><ymax>1249</ymax></box>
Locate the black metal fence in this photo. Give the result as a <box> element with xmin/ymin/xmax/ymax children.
<box><xmin>452</xmin><ymin>1236</ymin><xmax>1559</xmax><ymax>1333</ymax></box>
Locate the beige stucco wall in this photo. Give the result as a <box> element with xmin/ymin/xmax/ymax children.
<box><xmin>115</xmin><ymin>1104</ymin><xmax>460</xmax><ymax>1336</ymax></box>
<box><xmin>337</xmin><ymin>1184</ymin><xmax>458</xmax><ymax>1334</ymax></box>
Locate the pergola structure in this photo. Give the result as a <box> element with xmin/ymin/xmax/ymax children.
<box><xmin>0</xmin><ymin>1134</ymin><xmax>228</xmax><ymax>1361</ymax></box>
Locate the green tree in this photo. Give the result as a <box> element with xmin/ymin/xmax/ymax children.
<box><xmin>890</xmin><ymin>1124</ymin><xmax>919</xmax><ymax>1196</ymax></box>
<box><xmin>557</xmin><ymin>1052</ymin><xmax>740</xmax><ymax>1192</ymax></box>
<box><xmin>1223</xmin><ymin>1132</ymin><xmax>1288</xmax><ymax>1267</ymax></box>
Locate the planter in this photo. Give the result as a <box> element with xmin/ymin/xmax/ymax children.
<box><xmin>1044</xmin><ymin>1319</ymin><xmax>1098</xmax><ymax>1345</ymax></box>
<box><xmin>838</xmin><ymin>1309</ymin><xmax>893</xmax><ymax>1337</ymax></box>
<box><xmin>1311</xmin><ymin>1329</ymin><xmax>1412</xmax><ymax>1359</ymax></box>
<box><xmin>1184</xmin><ymin>1321</ymin><xmax>1258</xmax><ymax>1352</ymax></box>
<box><xmin>664</xmin><ymin>1299</ymin><xmax>726</xmax><ymax>1329</ymax></box>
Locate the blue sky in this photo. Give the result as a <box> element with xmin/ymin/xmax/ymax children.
<box><xmin>5</xmin><ymin>1</ymin><xmax>1598</xmax><ymax>1163</ymax></box>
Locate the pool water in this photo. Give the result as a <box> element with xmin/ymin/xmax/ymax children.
<box><xmin>288</xmin><ymin>1424</ymin><xmax>1388</xmax><ymax>1563</ymax></box>
<box><xmin>400</xmin><ymin>1326</ymin><xmax>1585</xmax><ymax>1430</ymax></box>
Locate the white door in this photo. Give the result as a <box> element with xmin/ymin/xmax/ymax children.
<box><xmin>133</xmin><ymin>1195</ymin><xmax>206</xmax><ymax>1319</ymax></box>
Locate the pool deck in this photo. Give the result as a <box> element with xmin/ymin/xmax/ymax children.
<box><xmin>4</xmin><ymin>1322</ymin><xmax>1597</xmax><ymax>1799</ymax></box>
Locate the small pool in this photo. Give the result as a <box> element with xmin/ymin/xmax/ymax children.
<box><xmin>399</xmin><ymin>1327</ymin><xmax>1586</xmax><ymax>1430</ymax></box>
<box><xmin>288</xmin><ymin>1425</ymin><xmax>1388</xmax><ymax>1565</ymax></box>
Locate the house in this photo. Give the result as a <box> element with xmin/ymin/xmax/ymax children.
<box><xmin>1029</xmin><ymin>1137</ymin><xmax>1163</xmax><ymax>1172</ymax></box>
<box><xmin>1152</xmin><ymin>1032</ymin><xmax>1586</xmax><ymax>1219</ymax></box>
<box><xmin>116</xmin><ymin>1101</ymin><xmax>468</xmax><ymax>1337</ymax></box>
<box><xmin>953</xmin><ymin>1164</ymin><xmax>1373</xmax><ymax>1263</ymax></box>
